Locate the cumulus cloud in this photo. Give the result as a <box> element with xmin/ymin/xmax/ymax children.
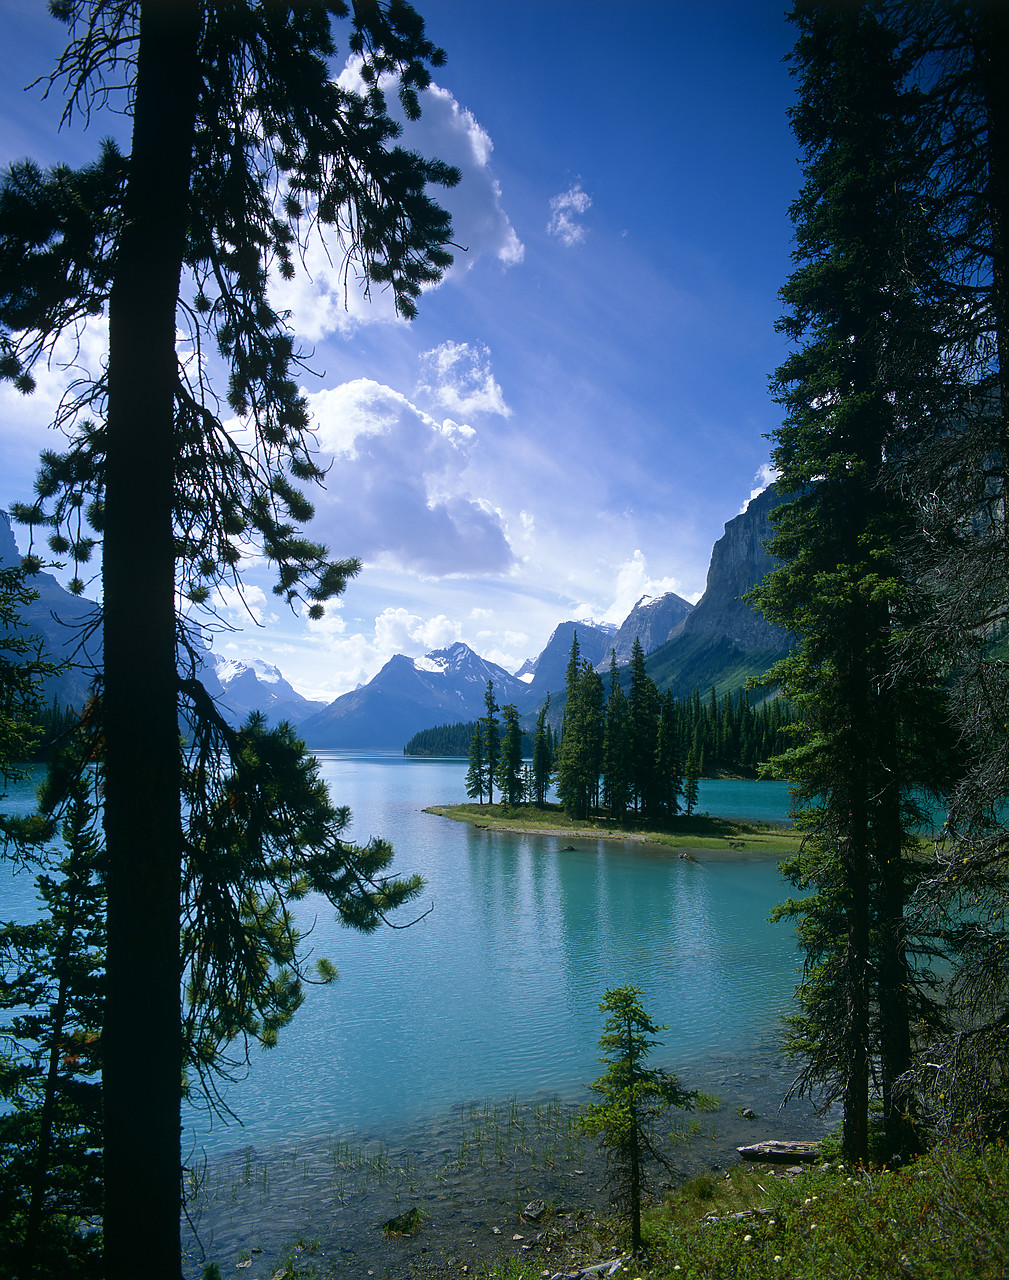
<box><xmin>416</xmin><ymin>341</ymin><xmax>510</xmax><ymax>418</ymax></box>
<box><xmin>269</xmin><ymin>66</ymin><xmax>522</xmax><ymax>340</ymax></box>
<box><xmin>306</xmin><ymin>378</ymin><xmax>515</xmax><ymax>576</ymax></box>
<box><xmin>740</xmin><ymin>461</ymin><xmax>779</xmax><ymax>512</ymax></box>
<box><xmin>302</xmin><ymin>606</ymin><xmax>464</xmax><ymax>696</ymax></box>
<box><xmin>404</xmin><ymin>83</ymin><xmax>524</xmax><ymax>277</ymax></box>
<box><xmin>0</xmin><ymin>317</ymin><xmax>110</xmax><ymax>508</ymax></box>
<box><xmin>547</xmin><ymin>184</ymin><xmax>592</xmax><ymax>247</ymax></box>
<box><xmin>374</xmin><ymin>607</ymin><xmax>461</xmax><ymax>654</ymax></box>
<box><xmin>601</xmin><ymin>549</ymin><xmax>691</xmax><ymax>624</ymax></box>
<box><xmin>211</xmin><ymin>582</ymin><xmax>274</xmax><ymax>626</ymax></box>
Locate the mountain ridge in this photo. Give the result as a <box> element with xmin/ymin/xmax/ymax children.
<box><xmin>4</xmin><ymin>482</ymin><xmax>789</xmax><ymax>747</ymax></box>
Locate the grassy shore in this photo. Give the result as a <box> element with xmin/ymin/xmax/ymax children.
<box><xmin>424</xmin><ymin>802</ymin><xmax>801</xmax><ymax>858</ymax></box>
<box><xmin>474</xmin><ymin>1140</ymin><xmax>1009</xmax><ymax>1280</ymax></box>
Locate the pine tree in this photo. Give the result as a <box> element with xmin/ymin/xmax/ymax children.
<box><xmin>557</xmin><ymin>636</ymin><xmax>604</xmax><ymax>821</ymax></box>
<box><xmin>465</xmin><ymin>725</ymin><xmax>487</xmax><ymax>804</ymax></box>
<box><xmin>683</xmin><ymin>750</ymin><xmax>699</xmax><ymax>818</ymax></box>
<box><xmin>654</xmin><ymin>690</ymin><xmax>681</xmax><ymax>821</ymax></box>
<box><xmin>627</xmin><ymin>639</ymin><xmax>659</xmax><ymax>816</ymax></box>
<box><xmin>0</xmin><ymin>5</ymin><xmax>457</xmax><ymax>1274</ymax></box>
<box><xmin>530</xmin><ymin>697</ymin><xmax>553</xmax><ymax>806</ymax></box>
<box><xmin>886</xmin><ymin>1</ymin><xmax>1009</xmax><ymax>1134</ymax></box>
<box><xmin>601</xmin><ymin>653</ymin><xmax>632</xmax><ymax>821</ymax></box>
<box><xmin>754</xmin><ymin>0</ymin><xmax>946</xmax><ymax>1163</ymax></box>
<box><xmin>0</xmin><ymin>742</ymin><xmax>104</xmax><ymax>1279</ymax></box>
<box><xmin>495</xmin><ymin>704</ymin><xmax>525</xmax><ymax>809</ymax></box>
<box><xmin>0</xmin><ymin>561</ymin><xmax>59</xmax><ymax>793</ymax></box>
<box><xmin>578</xmin><ymin>986</ymin><xmax>695</xmax><ymax>1255</ymax></box>
<box><xmin>480</xmin><ymin>681</ymin><xmax>500</xmax><ymax>806</ymax></box>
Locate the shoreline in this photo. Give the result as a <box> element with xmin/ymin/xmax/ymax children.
<box><xmin>423</xmin><ymin>802</ymin><xmax>800</xmax><ymax>859</ymax></box>
<box><xmin>183</xmin><ymin>1063</ymin><xmax>827</xmax><ymax>1280</ymax></box>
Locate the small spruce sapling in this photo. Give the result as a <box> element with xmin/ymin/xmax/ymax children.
<box><xmin>579</xmin><ymin>986</ymin><xmax>695</xmax><ymax>1254</ymax></box>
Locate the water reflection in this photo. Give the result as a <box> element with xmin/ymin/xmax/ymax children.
<box><xmin>1</xmin><ymin>755</ymin><xmax>809</xmax><ymax>1157</ymax></box>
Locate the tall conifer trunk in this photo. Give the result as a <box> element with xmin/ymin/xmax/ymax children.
<box><xmin>102</xmin><ymin>3</ymin><xmax>199</xmax><ymax>1275</ymax></box>
<box><xmin>978</xmin><ymin>8</ymin><xmax>1009</xmax><ymax>563</ymax></box>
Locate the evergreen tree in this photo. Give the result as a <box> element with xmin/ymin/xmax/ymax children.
<box><xmin>578</xmin><ymin>986</ymin><xmax>695</xmax><ymax>1255</ymax></box>
<box><xmin>557</xmin><ymin>636</ymin><xmax>604</xmax><ymax>821</ymax></box>
<box><xmin>495</xmin><ymin>703</ymin><xmax>525</xmax><ymax>809</ymax></box>
<box><xmin>887</xmin><ymin>1</ymin><xmax>1009</xmax><ymax>1133</ymax></box>
<box><xmin>0</xmin><ymin>5</ymin><xmax>457</xmax><ymax>1274</ymax></box>
<box><xmin>0</xmin><ymin>561</ymin><xmax>59</xmax><ymax>792</ymax></box>
<box><xmin>0</xmin><ymin>743</ymin><xmax>104</xmax><ymax>1280</ymax></box>
<box><xmin>627</xmin><ymin>639</ymin><xmax>659</xmax><ymax>816</ymax></box>
<box><xmin>601</xmin><ymin>652</ymin><xmax>632</xmax><ymax>822</ymax></box>
<box><xmin>683</xmin><ymin>750</ymin><xmax>699</xmax><ymax>818</ymax></box>
<box><xmin>465</xmin><ymin>725</ymin><xmax>487</xmax><ymax>803</ymax></box>
<box><xmin>754</xmin><ymin>0</ymin><xmax>946</xmax><ymax>1163</ymax></box>
<box><xmin>654</xmin><ymin>690</ymin><xmax>681</xmax><ymax>821</ymax></box>
<box><xmin>531</xmin><ymin>697</ymin><xmax>553</xmax><ymax>806</ymax></box>
<box><xmin>480</xmin><ymin>680</ymin><xmax>500</xmax><ymax>806</ymax></box>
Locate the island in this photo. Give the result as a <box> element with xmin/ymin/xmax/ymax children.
<box><xmin>424</xmin><ymin>802</ymin><xmax>801</xmax><ymax>858</ymax></box>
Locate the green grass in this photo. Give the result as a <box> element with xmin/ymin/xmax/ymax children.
<box><xmin>472</xmin><ymin>1142</ymin><xmax>1009</xmax><ymax>1279</ymax></box>
<box><xmin>642</xmin><ymin>1142</ymin><xmax>1009</xmax><ymax>1279</ymax></box>
<box><xmin>425</xmin><ymin>802</ymin><xmax>801</xmax><ymax>856</ymax></box>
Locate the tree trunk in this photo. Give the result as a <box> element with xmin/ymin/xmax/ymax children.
<box><xmin>102</xmin><ymin>3</ymin><xmax>199</xmax><ymax>1277</ymax></box>
<box><xmin>978</xmin><ymin>8</ymin><xmax>1009</xmax><ymax>563</ymax></box>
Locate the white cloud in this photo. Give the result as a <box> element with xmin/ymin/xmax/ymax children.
<box><xmin>600</xmin><ymin>549</ymin><xmax>690</xmax><ymax>624</ymax></box>
<box><xmin>210</xmin><ymin>582</ymin><xmax>274</xmax><ymax>626</ymax></box>
<box><xmin>306</xmin><ymin>378</ymin><xmax>515</xmax><ymax>576</ymax></box>
<box><xmin>740</xmin><ymin>461</ymin><xmax>778</xmax><ymax>512</ymax></box>
<box><xmin>269</xmin><ymin>65</ymin><xmax>523</xmax><ymax>340</ymax></box>
<box><xmin>547</xmin><ymin>184</ymin><xmax>592</xmax><ymax>247</ymax></box>
<box><xmin>0</xmin><ymin>316</ymin><xmax>110</xmax><ymax>510</ymax></box>
<box><xmin>374</xmin><ymin>607</ymin><xmax>461</xmax><ymax>654</ymax></box>
<box><xmin>302</xmin><ymin>606</ymin><xmax>464</xmax><ymax>696</ymax></box>
<box><xmin>416</xmin><ymin>341</ymin><xmax>510</xmax><ymax>418</ymax></box>
<box><xmin>406</xmin><ymin>83</ymin><xmax>524</xmax><ymax>277</ymax></box>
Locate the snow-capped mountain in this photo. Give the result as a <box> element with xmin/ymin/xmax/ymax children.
<box><xmin>298</xmin><ymin>642</ymin><xmax>529</xmax><ymax>748</ymax></box>
<box><xmin>198</xmin><ymin>653</ymin><xmax>326</xmax><ymax>728</ymax></box>
<box><xmin>607</xmin><ymin>592</ymin><xmax>694</xmax><ymax>666</ymax></box>
<box><xmin>515</xmin><ymin>619</ymin><xmax>616</xmax><ymax>703</ymax></box>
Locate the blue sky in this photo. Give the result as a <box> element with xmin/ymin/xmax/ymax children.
<box><xmin>0</xmin><ymin>1</ymin><xmax>798</xmax><ymax>701</ymax></box>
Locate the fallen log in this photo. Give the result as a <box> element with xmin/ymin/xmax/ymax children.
<box><xmin>737</xmin><ymin>1140</ymin><xmax>820</xmax><ymax>1163</ymax></box>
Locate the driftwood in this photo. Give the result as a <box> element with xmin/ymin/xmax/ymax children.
<box><xmin>737</xmin><ymin>1139</ymin><xmax>820</xmax><ymax>1163</ymax></box>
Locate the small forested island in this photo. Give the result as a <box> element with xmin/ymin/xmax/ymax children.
<box><xmin>426</xmin><ymin>799</ymin><xmax>801</xmax><ymax>857</ymax></box>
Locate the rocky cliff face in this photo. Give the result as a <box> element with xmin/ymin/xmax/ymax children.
<box><xmin>608</xmin><ymin>592</ymin><xmax>693</xmax><ymax>665</ymax></box>
<box><xmin>518</xmin><ymin>619</ymin><xmax>616</xmax><ymax>704</ymax></box>
<box><xmin>646</xmin><ymin>485</ymin><xmax>792</xmax><ymax>697</ymax></box>
<box><xmin>673</xmin><ymin>484</ymin><xmax>787</xmax><ymax>651</ymax></box>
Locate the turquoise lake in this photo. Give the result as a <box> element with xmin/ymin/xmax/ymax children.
<box><xmin>1</xmin><ymin>756</ymin><xmax>813</xmax><ymax>1161</ymax></box>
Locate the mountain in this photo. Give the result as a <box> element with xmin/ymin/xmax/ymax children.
<box><xmin>516</xmin><ymin>619</ymin><xmax>616</xmax><ymax>706</ymax></box>
<box><xmin>608</xmin><ymin>592</ymin><xmax>694</xmax><ymax>665</ymax></box>
<box><xmin>299</xmin><ymin>641</ymin><xmax>529</xmax><ymax>748</ymax></box>
<box><xmin>3</xmin><ymin>511</ymin><xmax>323</xmax><ymax>729</ymax></box>
<box><xmin>647</xmin><ymin>484</ymin><xmax>791</xmax><ymax>696</ymax></box>
<box><xmin>197</xmin><ymin>654</ymin><xmax>326</xmax><ymax>727</ymax></box>
<box><xmin>2</xmin><ymin>511</ymin><xmax>102</xmax><ymax>710</ymax></box>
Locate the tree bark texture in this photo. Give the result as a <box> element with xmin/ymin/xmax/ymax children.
<box><xmin>102</xmin><ymin>3</ymin><xmax>199</xmax><ymax>1277</ymax></box>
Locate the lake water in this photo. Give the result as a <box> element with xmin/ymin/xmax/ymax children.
<box><xmin>1</xmin><ymin>756</ymin><xmax>810</xmax><ymax>1163</ymax></box>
